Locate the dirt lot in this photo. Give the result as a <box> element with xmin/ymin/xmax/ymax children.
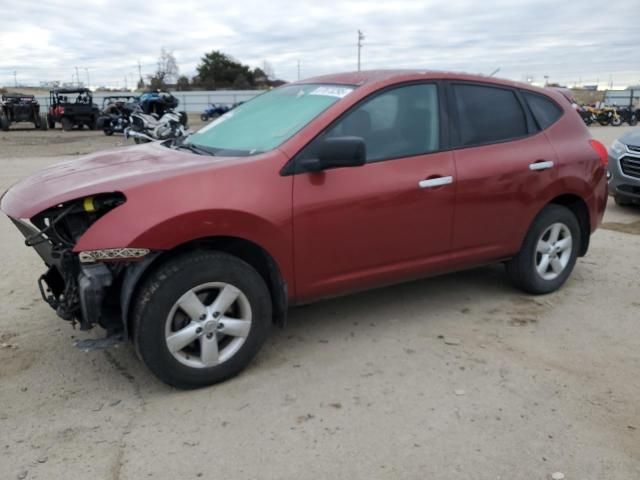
<box><xmin>1</xmin><ymin>124</ymin><xmax>639</xmax><ymax>480</ymax></box>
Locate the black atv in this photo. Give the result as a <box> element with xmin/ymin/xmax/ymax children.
<box><xmin>0</xmin><ymin>93</ymin><xmax>48</xmax><ymax>131</ymax></box>
<box><xmin>96</xmin><ymin>96</ymin><xmax>140</xmax><ymax>136</ymax></box>
<box><xmin>47</xmin><ymin>88</ymin><xmax>100</xmax><ymax>131</ymax></box>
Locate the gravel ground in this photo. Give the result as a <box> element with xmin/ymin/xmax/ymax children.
<box><xmin>0</xmin><ymin>124</ymin><xmax>639</xmax><ymax>480</ymax></box>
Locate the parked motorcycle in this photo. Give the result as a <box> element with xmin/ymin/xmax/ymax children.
<box><xmin>124</xmin><ymin>110</ymin><xmax>188</xmax><ymax>143</ymax></box>
<box><xmin>596</xmin><ymin>106</ymin><xmax>622</xmax><ymax>126</ymax></box>
<box><xmin>578</xmin><ymin>105</ymin><xmax>597</xmax><ymax>126</ymax></box>
<box><xmin>96</xmin><ymin>96</ymin><xmax>139</xmax><ymax>136</ymax></box>
<box><xmin>616</xmin><ymin>106</ymin><xmax>638</xmax><ymax>126</ymax></box>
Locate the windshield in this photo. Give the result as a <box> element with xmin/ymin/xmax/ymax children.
<box><xmin>186</xmin><ymin>84</ymin><xmax>355</xmax><ymax>155</ymax></box>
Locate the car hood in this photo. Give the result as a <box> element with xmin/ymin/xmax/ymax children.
<box><xmin>620</xmin><ymin>130</ymin><xmax>640</xmax><ymax>148</ymax></box>
<box><xmin>1</xmin><ymin>142</ymin><xmax>225</xmax><ymax>219</ymax></box>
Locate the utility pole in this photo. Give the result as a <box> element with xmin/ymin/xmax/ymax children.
<box><xmin>85</xmin><ymin>68</ymin><xmax>90</xmax><ymax>90</ymax></box>
<box><xmin>357</xmin><ymin>30</ymin><xmax>365</xmax><ymax>71</ymax></box>
<box><xmin>137</xmin><ymin>61</ymin><xmax>143</xmax><ymax>84</ymax></box>
<box><xmin>124</xmin><ymin>76</ymin><xmax>128</xmax><ymax>90</ymax></box>
<box><xmin>544</xmin><ymin>75</ymin><xmax>549</xmax><ymax>86</ymax></box>
<box><xmin>75</xmin><ymin>66</ymin><xmax>80</xmax><ymax>87</ymax></box>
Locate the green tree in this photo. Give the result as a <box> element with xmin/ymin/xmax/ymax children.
<box><xmin>196</xmin><ymin>51</ymin><xmax>254</xmax><ymax>89</ymax></box>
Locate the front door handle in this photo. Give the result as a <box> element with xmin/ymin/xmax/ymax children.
<box><xmin>418</xmin><ymin>176</ymin><xmax>454</xmax><ymax>189</ymax></box>
<box><xmin>529</xmin><ymin>160</ymin><xmax>554</xmax><ymax>171</ymax></box>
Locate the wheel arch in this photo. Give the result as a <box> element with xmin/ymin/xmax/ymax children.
<box><xmin>545</xmin><ymin>193</ymin><xmax>590</xmax><ymax>256</ymax></box>
<box><xmin>121</xmin><ymin>235</ymin><xmax>288</xmax><ymax>341</ymax></box>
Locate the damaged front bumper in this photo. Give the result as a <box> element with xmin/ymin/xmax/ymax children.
<box><xmin>10</xmin><ymin>216</ymin><xmax>156</xmax><ymax>340</ymax></box>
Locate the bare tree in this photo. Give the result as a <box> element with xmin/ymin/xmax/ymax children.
<box><xmin>148</xmin><ymin>48</ymin><xmax>179</xmax><ymax>89</ymax></box>
<box><xmin>262</xmin><ymin>60</ymin><xmax>275</xmax><ymax>81</ymax></box>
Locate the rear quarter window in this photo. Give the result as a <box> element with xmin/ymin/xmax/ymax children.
<box><xmin>522</xmin><ymin>91</ymin><xmax>563</xmax><ymax>130</ymax></box>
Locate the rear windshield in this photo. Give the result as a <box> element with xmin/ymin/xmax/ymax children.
<box><xmin>187</xmin><ymin>84</ymin><xmax>354</xmax><ymax>155</ymax></box>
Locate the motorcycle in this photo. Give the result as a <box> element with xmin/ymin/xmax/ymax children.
<box><xmin>578</xmin><ymin>105</ymin><xmax>597</xmax><ymax>126</ymax></box>
<box><xmin>616</xmin><ymin>106</ymin><xmax>638</xmax><ymax>126</ymax></box>
<box><xmin>97</xmin><ymin>97</ymin><xmax>139</xmax><ymax>136</ymax></box>
<box><xmin>596</xmin><ymin>106</ymin><xmax>622</xmax><ymax>126</ymax></box>
<box><xmin>124</xmin><ymin>110</ymin><xmax>188</xmax><ymax>143</ymax></box>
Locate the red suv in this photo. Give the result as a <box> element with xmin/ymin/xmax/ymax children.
<box><xmin>1</xmin><ymin>71</ymin><xmax>608</xmax><ymax>388</ymax></box>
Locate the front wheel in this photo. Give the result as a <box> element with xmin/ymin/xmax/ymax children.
<box><xmin>39</xmin><ymin>114</ymin><xmax>48</xmax><ymax>130</ymax></box>
<box><xmin>132</xmin><ymin>251</ymin><xmax>272</xmax><ymax>389</ymax></box>
<box><xmin>200</xmin><ymin>113</ymin><xmax>209</xmax><ymax>122</ymax></box>
<box><xmin>0</xmin><ymin>115</ymin><xmax>9</xmax><ymax>131</ymax></box>
<box><xmin>611</xmin><ymin>116</ymin><xmax>622</xmax><ymax>127</ymax></box>
<box><xmin>506</xmin><ymin>204</ymin><xmax>580</xmax><ymax>294</ymax></box>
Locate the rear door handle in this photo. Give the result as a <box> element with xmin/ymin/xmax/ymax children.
<box><xmin>418</xmin><ymin>176</ymin><xmax>454</xmax><ymax>189</ymax></box>
<box><xmin>529</xmin><ymin>160</ymin><xmax>554</xmax><ymax>171</ymax></box>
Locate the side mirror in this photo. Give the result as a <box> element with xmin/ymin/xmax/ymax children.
<box><xmin>300</xmin><ymin>136</ymin><xmax>367</xmax><ymax>172</ymax></box>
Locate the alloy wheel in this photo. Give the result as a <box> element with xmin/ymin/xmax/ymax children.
<box><xmin>535</xmin><ymin>223</ymin><xmax>573</xmax><ymax>281</ymax></box>
<box><xmin>164</xmin><ymin>282</ymin><xmax>252</xmax><ymax>369</ymax></box>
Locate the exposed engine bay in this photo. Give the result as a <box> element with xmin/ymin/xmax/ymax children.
<box><xmin>12</xmin><ymin>192</ymin><xmax>139</xmax><ymax>334</ymax></box>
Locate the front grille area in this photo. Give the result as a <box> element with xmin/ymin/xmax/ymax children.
<box><xmin>627</xmin><ymin>145</ymin><xmax>640</xmax><ymax>153</ymax></box>
<box><xmin>620</xmin><ymin>156</ymin><xmax>640</xmax><ymax>178</ymax></box>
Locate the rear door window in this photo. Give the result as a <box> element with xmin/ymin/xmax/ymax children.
<box><xmin>522</xmin><ymin>91</ymin><xmax>563</xmax><ymax>129</ymax></box>
<box><xmin>452</xmin><ymin>84</ymin><xmax>528</xmax><ymax>147</ymax></box>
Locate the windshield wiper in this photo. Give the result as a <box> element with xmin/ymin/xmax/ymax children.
<box><xmin>169</xmin><ymin>136</ymin><xmax>217</xmax><ymax>156</ymax></box>
<box><xmin>174</xmin><ymin>143</ymin><xmax>216</xmax><ymax>156</ymax></box>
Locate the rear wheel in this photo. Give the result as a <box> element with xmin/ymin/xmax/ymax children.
<box><xmin>200</xmin><ymin>113</ymin><xmax>209</xmax><ymax>122</ymax></box>
<box><xmin>133</xmin><ymin>251</ymin><xmax>272</xmax><ymax>389</ymax></box>
<box><xmin>0</xmin><ymin>115</ymin><xmax>9</xmax><ymax>131</ymax></box>
<box><xmin>39</xmin><ymin>114</ymin><xmax>48</xmax><ymax>130</ymax></box>
<box><xmin>103</xmin><ymin>128</ymin><xmax>114</xmax><ymax>136</ymax></box>
<box><xmin>61</xmin><ymin>117</ymin><xmax>73</xmax><ymax>131</ymax></box>
<box><xmin>47</xmin><ymin>114</ymin><xmax>55</xmax><ymax>129</ymax></box>
<box><xmin>629</xmin><ymin>116</ymin><xmax>638</xmax><ymax>126</ymax></box>
<box><xmin>611</xmin><ymin>116</ymin><xmax>622</xmax><ymax>127</ymax></box>
<box><xmin>506</xmin><ymin>204</ymin><xmax>580</xmax><ymax>294</ymax></box>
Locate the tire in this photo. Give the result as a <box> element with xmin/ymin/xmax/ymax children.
<box><xmin>103</xmin><ymin>128</ymin><xmax>114</xmax><ymax>136</ymax></box>
<box><xmin>179</xmin><ymin>111</ymin><xmax>188</xmax><ymax>127</ymax></box>
<box><xmin>506</xmin><ymin>204</ymin><xmax>581</xmax><ymax>295</ymax></box>
<box><xmin>0</xmin><ymin>115</ymin><xmax>9</xmax><ymax>131</ymax></box>
<box><xmin>88</xmin><ymin>116</ymin><xmax>97</xmax><ymax>130</ymax></box>
<box><xmin>611</xmin><ymin>116</ymin><xmax>622</xmax><ymax>127</ymax></box>
<box><xmin>47</xmin><ymin>114</ymin><xmax>55</xmax><ymax>129</ymax></box>
<box><xmin>61</xmin><ymin>117</ymin><xmax>73</xmax><ymax>131</ymax></box>
<box><xmin>39</xmin><ymin>114</ymin><xmax>48</xmax><ymax>130</ymax></box>
<box><xmin>132</xmin><ymin>251</ymin><xmax>272</xmax><ymax>389</ymax></box>
<box><xmin>200</xmin><ymin>113</ymin><xmax>209</xmax><ymax>122</ymax></box>
<box><xmin>614</xmin><ymin>194</ymin><xmax>632</xmax><ymax>206</ymax></box>
<box><xmin>629</xmin><ymin>116</ymin><xmax>638</xmax><ymax>127</ymax></box>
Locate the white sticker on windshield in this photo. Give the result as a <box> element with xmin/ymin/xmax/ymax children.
<box><xmin>309</xmin><ymin>86</ymin><xmax>353</xmax><ymax>98</ymax></box>
<box><xmin>196</xmin><ymin>111</ymin><xmax>234</xmax><ymax>134</ymax></box>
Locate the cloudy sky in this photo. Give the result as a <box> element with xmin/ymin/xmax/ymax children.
<box><xmin>1</xmin><ymin>0</ymin><xmax>639</xmax><ymax>89</ymax></box>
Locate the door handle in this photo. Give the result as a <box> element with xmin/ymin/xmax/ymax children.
<box><xmin>418</xmin><ymin>176</ymin><xmax>454</xmax><ymax>189</ymax></box>
<box><xmin>529</xmin><ymin>160</ymin><xmax>554</xmax><ymax>171</ymax></box>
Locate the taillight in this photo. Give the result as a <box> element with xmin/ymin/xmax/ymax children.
<box><xmin>59</xmin><ymin>107</ymin><xmax>65</xmax><ymax>114</ymax></box>
<box><xmin>589</xmin><ymin>139</ymin><xmax>608</xmax><ymax>167</ymax></box>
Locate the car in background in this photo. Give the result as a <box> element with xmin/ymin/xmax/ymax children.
<box><xmin>608</xmin><ymin>130</ymin><xmax>640</xmax><ymax>206</ymax></box>
<box><xmin>0</xmin><ymin>93</ymin><xmax>48</xmax><ymax>131</ymax></box>
<box><xmin>1</xmin><ymin>70</ymin><xmax>608</xmax><ymax>388</ymax></box>
<box><xmin>47</xmin><ymin>88</ymin><xmax>100</xmax><ymax>131</ymax></box>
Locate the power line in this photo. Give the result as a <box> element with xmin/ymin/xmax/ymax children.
<box><xmin>357</xmin><ymin>30</ymin><xmax>365</xmax><ymax>71</ymax></box>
